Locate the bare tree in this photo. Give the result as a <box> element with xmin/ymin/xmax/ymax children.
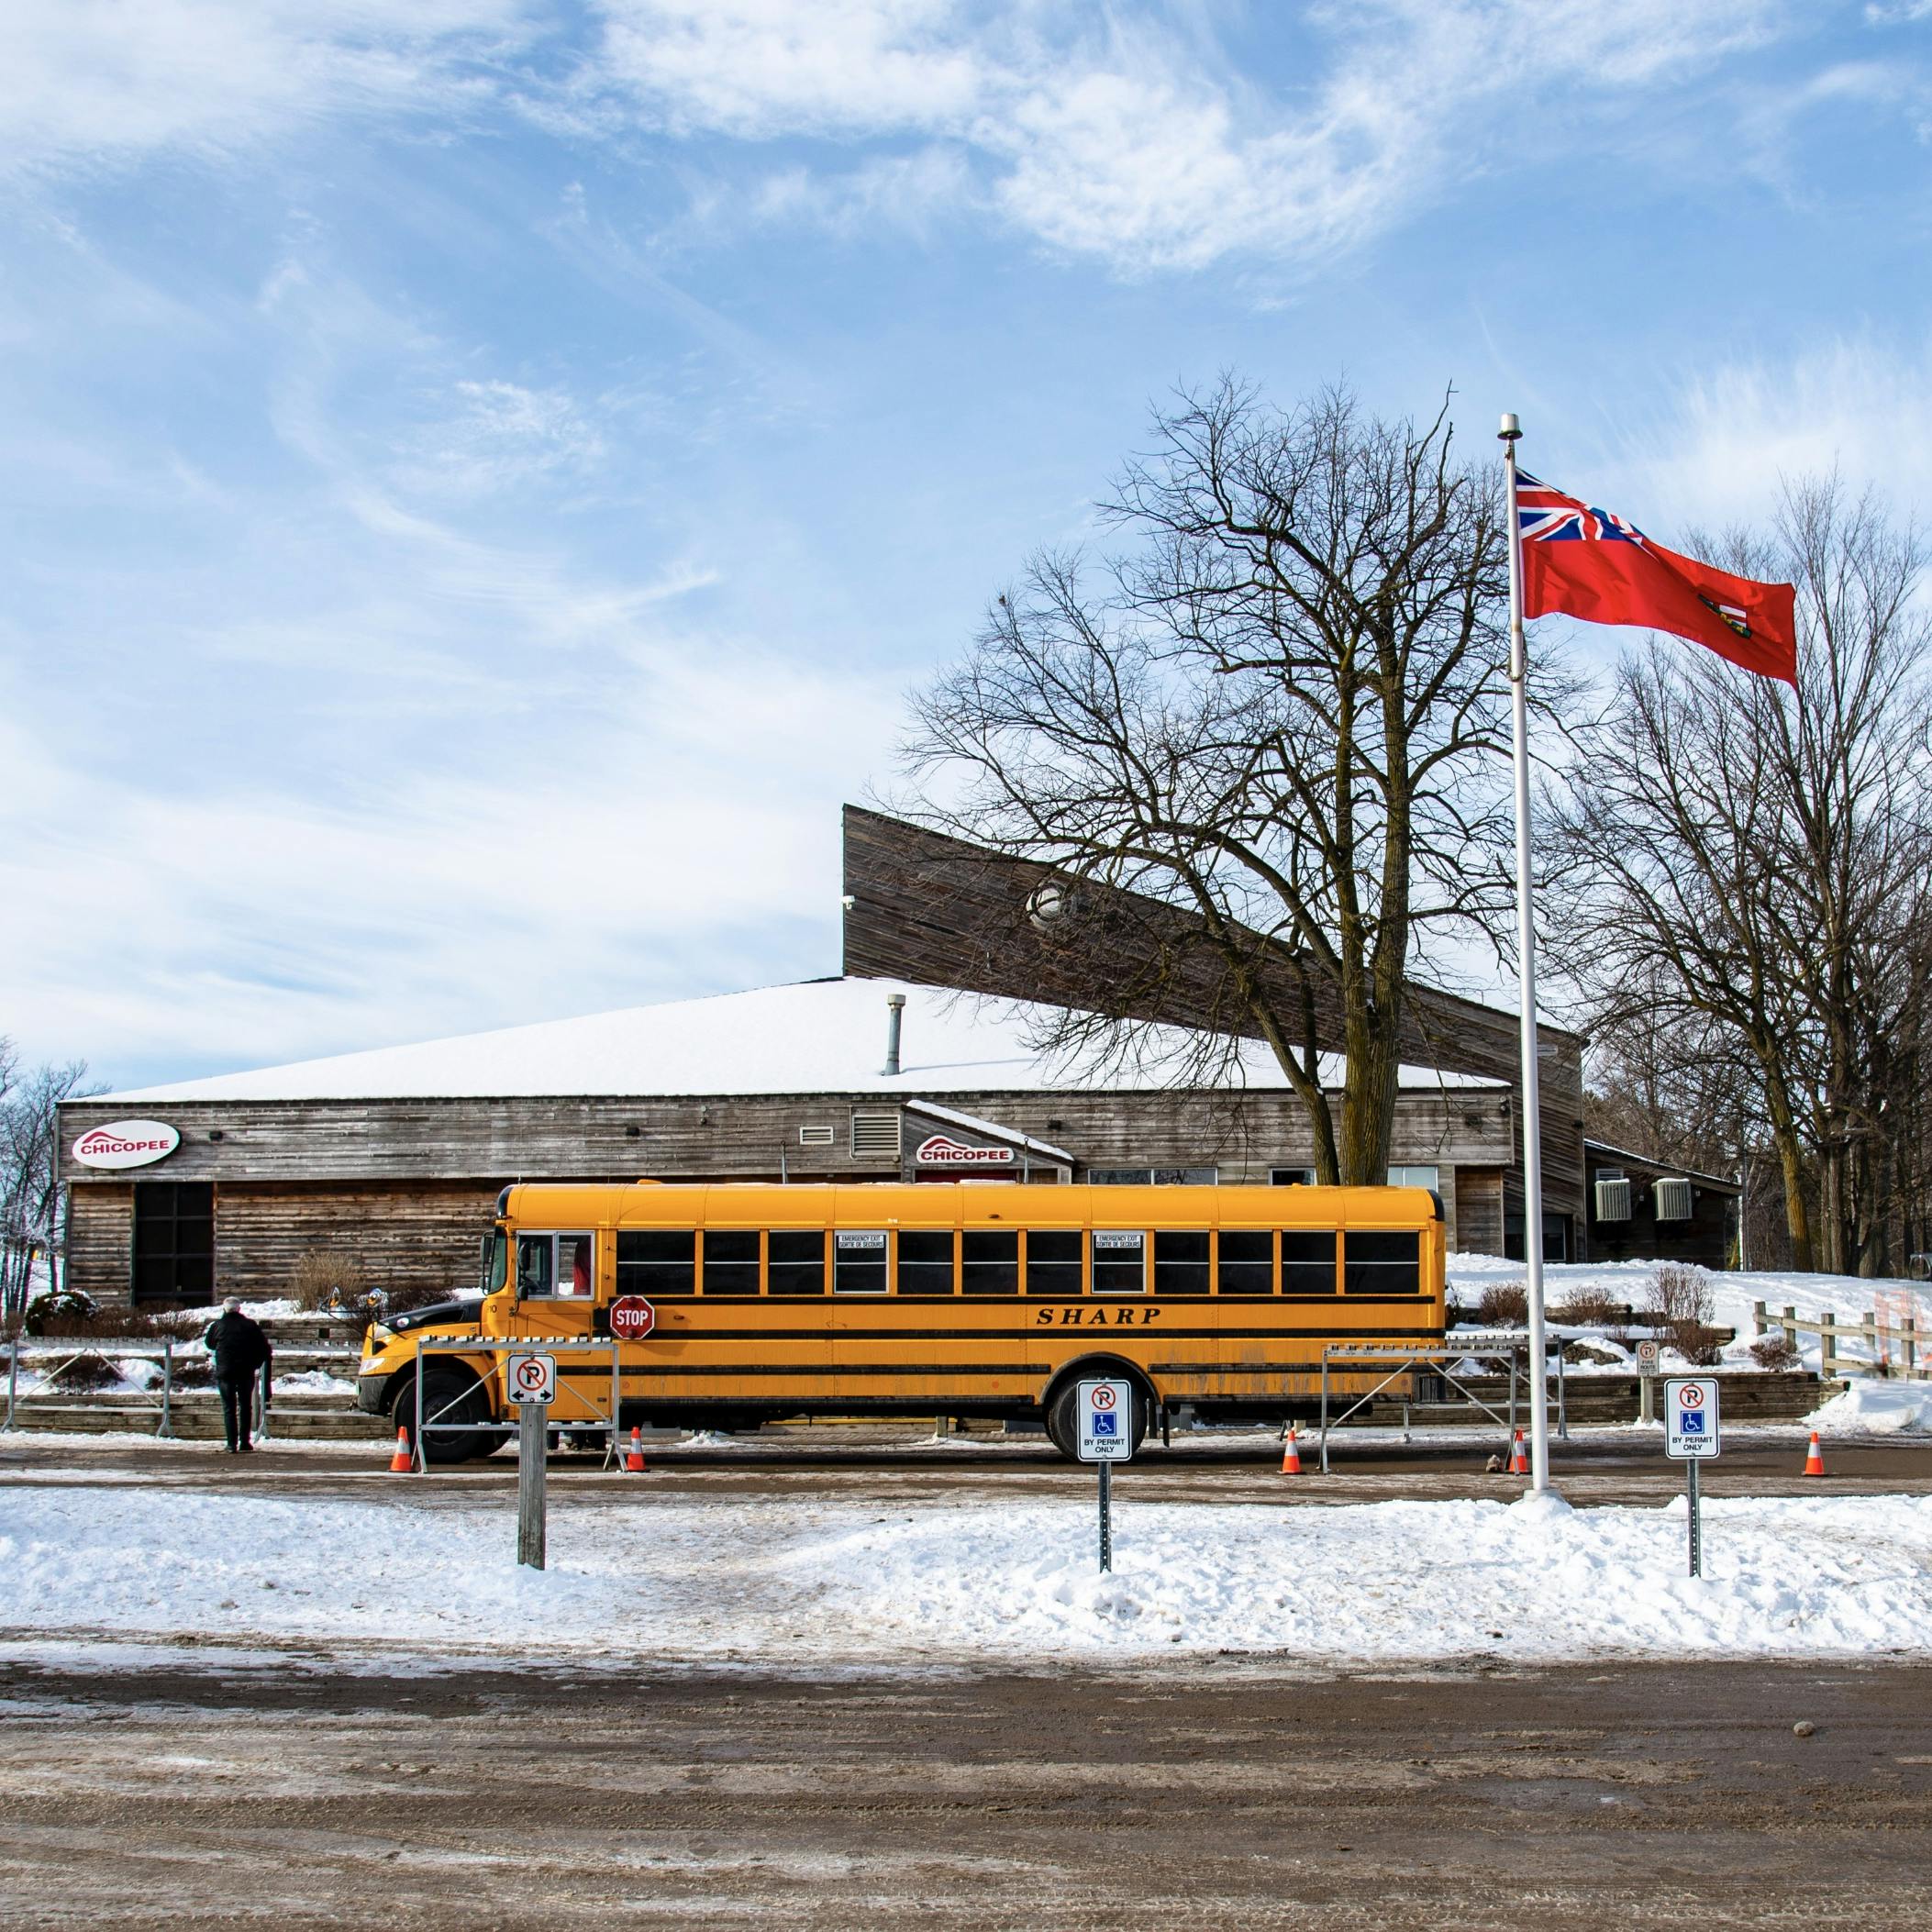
<box><xmin>0</xmin><ymin>1049</ymin><xmax>100</xmax><ymax>1317</ymax></box>
<box><xmin>901</xmin><ymin>378</ymin><xmax>1533</xmax><ymax>1183</ymax></box>
<box><xmin>1550</xmin><ymin>478</ymin><xmax>1932</xmax><ymax>1273</ymax></box>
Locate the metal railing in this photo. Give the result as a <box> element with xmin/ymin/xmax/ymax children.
<box><xmin>1317</xmin><ymin>1330</ymin><xmax>1567</xmax><ymax>1472</ymax></box>
<box><xmin>0</xmin><ymin>1338</ymin><xmax>280</xmax><ymax>1441</ymax></box>
<box><xmin>408</xmin><ymin>1336</ymin><xmax>624</xmax><ymax>1472</ymax></box>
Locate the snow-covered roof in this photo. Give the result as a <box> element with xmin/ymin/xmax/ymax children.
<box><xmin>102</xmin><ymin>977</ymin><xmax>1510</xmax><ymax>1105</ymax></box>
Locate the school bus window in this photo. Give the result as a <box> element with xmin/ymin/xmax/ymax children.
<box><xmin>835</xmin><ymin>1230</ymin><xmax>888</xmax><ymax>1294</ymax></box>
<box><xmin>518</xmin><ymin>1232</ymin><xmax>593</xmax><ymax>1298</ymax></box>
<box><xmin>617</xmin><ymin>1229</ymin><xmax>695</xmax><ymax>1296</ymax></box>
<box><xmin>1282</xmin><ymin>1230</ymin><xmax>1338</xmax><ymax>1294</ymax></box>
<box><xmin>1217</xmin><ymin>1230</ymin><xmax>1273</xmax><ymax>1294</ymax></box>
<box><xmin>1153</xmin><ymin>1230</ymin><xmax>1210</xmax><ymax>1295</ymax></box>
<box><xmin>961</xmin><ymin>1230</ymin><xmax>1018</xmax><ymax>1295</ymax></box>
<box><xmin>896</xmin><ymin>1230</ymin><xmax>955</xmax><ymax>1295</ymax></box>
<box><xmin>701</xmin><ymin>1230</ymin><xmax>761</xmax><ymax>1295</ymax></box>
<box><xmin>768</xmin><ymin>1231</ymin><xmax>826</xmax><ymax>1296</ymax></box>
<box><xmin>1092</xmin><ymin>1229</ymin><xmax>1146</xmax><ymax>1294</ymax></box>
<box><xmin>1344</xmin><ymin>1230</ymin><xmax>1421</xmax><ymax>1294</ymax></box>
<box><xmin>1026</xmin><ymin>1230</ymin><xmax>1083</xmax><ymax>1295</ymax></box>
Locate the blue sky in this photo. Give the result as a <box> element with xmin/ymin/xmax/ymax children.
<box><xmin>4</xmin><ymin>1</ymin><xmax>1929</xmax><ymax>1091</ymax></box>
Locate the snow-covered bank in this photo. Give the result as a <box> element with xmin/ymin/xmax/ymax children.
<box><xmin>1450</xmin><ymin>1255</ymin><xmax>1932</xmax><ymax>1377</ymax></box>
<box><xmin>3</xmin><ymin>1481</ymin><xmax>1929</xmax><ymax>1668</ymax></box>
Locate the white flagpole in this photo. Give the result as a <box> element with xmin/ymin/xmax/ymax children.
<box><xmin>1498</xmin><ymin>411</ymin><xmax>1551</xmax><ymax>1493</ymax></box>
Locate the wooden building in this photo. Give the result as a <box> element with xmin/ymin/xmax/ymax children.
<box><xmin>58</xmin><ymin>807</ymin><xmax>1647</xmax><ymax>1309</ymax></box>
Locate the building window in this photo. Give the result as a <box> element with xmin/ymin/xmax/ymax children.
<box><xmin>132</xmin><ymin>1183</ymin><xmax>215</xmax><ymax>1305</ymax></box>
<box><xmin>1090</xmin><ymin>1167</ymin><xmax>1216</xmax><ymax>1185</ymax></box>
<box><xmin>1271</xmin><ymin>1168</ymin><xmax>1316</xmax><ymax>1187</ymax></box>
<box><xmin>1387</xmin><ymin>1165</ymin><xmax>1440</xmax><ymax>1192</ymax></box>
<box><xmin>850</xmin><ymin>1110</ymin><xmax>902</xmax><ymax>1159</ymax></box>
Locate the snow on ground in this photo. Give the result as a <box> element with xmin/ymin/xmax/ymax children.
<box><xmin>3</xmin><ymin>1477</ymin><xmax>1929</xmax><ymax>1668</ymax></box>
<box><xmin>1450</xmin><ymin>1255</ymin><xmax>1932</xmax><ymax>1377</ymax></box>
<box><xmin>1807</xmin><ymin>1382</ymin><xmax>1932</xmax><ymax>1435</ymax></box>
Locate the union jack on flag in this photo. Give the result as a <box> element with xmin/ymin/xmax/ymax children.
<box><xmin>1514</xmin><ymin>463</ymin><xmax>1798</xmax><ymax>684</ymax></box>
<box><xmin>1516</xmin><ymin>470</ymin><xmax>1646</xmax><ymax>545</ymax></box>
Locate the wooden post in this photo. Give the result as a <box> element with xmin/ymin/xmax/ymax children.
<box><xmin>1782</xmin><ymin>1305</ymin><xmax>1799</xmax><ymax>1354</ymax></box>
<box><xmin>1820</xmin><ymin>1312</ymin><xmax>1838</xmax><ymax>1382</ymax></box>
<box><xmin>1752</xmin><ymin>1299</ymin><xmax>1768</xmax><ymax>1338</ymax></box>
<box><xmin>517</xmin><ymin>1404</ymin><xmax>547</xmax><ymax>1570</ymax></box>
<box><xmin>1904</xmin><ymin>1317</ymin><xmax>1917</xmax><ymax>1375</ymax></box>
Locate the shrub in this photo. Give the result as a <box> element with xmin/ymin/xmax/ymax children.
<box><xmin>46</xmin><ymin>1349</ymin><xmax>123</xmax><ymax>1393</ymax></box>
<box><xmin>1477</xmin><ymin>1282</ymin><xmax>1527</xmax><ymax>1327</ymax></box>
<box><xmin>290</xmin><ymin>1250</ymin><xmax>371</xmax><ymax>1313</ymax></box>
<box><xmin>24</xmin><ymin>1287</ymin><xmax>98</xmax><ymax>1337</ymax></box>
<box><xmin>1649</xmin><ymin>1262</ymin><xmax>1723</xmax><ymax>1365</ymax></box>
<box><xmin>1550</xmin><ymin>1287</ymin><xmax>1626</xmax><ymax>1327</ymax></box>
<box><xmin>1749</xmin><ymin>1334</ymin><xmax>1798</xmax><ymax>1371</ymax></box>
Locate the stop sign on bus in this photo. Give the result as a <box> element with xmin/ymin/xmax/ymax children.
<box><xmin>610</xmin><ymin>1295</ymin><xmax>656</xmax><ymax>1339</ymax></box>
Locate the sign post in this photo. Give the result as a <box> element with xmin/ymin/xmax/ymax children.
<box><xmin>506</xmin><ymin>1351</ymin><xmax>557</xmax><ymax>1571</ymax></box>
<box><xmin>1663</xmin><ymin>1375</ymin><xmax>1720</xmax><ymax>1577</ymax></box>
<box><xmin>1636</xmin><ymin>1338</ymin><xmax>1661</xmax><ymax>1424</ymax></box>
<box><xmin>1076</xmin><ymin>1378</ymin><xmax>1133</xmax><ymax>1572</ymax></box>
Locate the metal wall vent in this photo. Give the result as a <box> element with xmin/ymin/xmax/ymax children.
<box><xmin>797</xmin><ymin>1125</ymin><xmax>835</xmax><ymax>1147</ymax></box>
<box><xmin>1593</xmin><ymin>1176</ymin><xmax>1632</xmax><ymax>1222</ymax></box>
<box><xmin>1653</xmin><ymin>1177</ymin><xmax>1693</xmax><ymax>1222</ymax></box>
<box><xmin>849</xmin><ymin>1110</ymin><xmax>902</xmax><ymax>1159</ymax></box>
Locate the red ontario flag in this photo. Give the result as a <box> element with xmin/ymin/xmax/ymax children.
<box><xmin>1516</xmin><ymin>470</ymin><xmax>1798</xmax><ymax>685</ymax></box>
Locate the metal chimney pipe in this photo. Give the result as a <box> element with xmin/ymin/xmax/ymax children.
<box><xmin>883</xmin><ymin>993</ymin><xmax>906</xmax><ymax>1077</ymax></box>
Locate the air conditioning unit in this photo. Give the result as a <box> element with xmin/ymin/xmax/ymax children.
<box><xmin>1653</xmin><ymin>1177</ymin><xmax>1693</xmax><ymax>1222</ymax></box>
<box><xmin>1593</xmin><ymin>1176</ymin><xmax>1631</xmax><ymax>1222</ymax></box>
<box><xmin>849</xmin><ymin>1110</ymin><xmax>902</xmax><ymax>1159</ymax></box>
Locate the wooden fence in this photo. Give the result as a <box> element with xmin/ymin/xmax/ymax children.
<box><xmin>1751</xmin><ymin>1300</ymin><xmax>1928</xmax><ymax>1381</ymax></box>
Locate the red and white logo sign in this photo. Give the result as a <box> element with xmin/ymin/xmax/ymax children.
<box><xmin>609</xmin><ymin>1295</ymin><xmax>656</xmax><ymax>1339</ymax></box>
<box><xmin>915</xmin><ymin>1134</ymin><xmax>1016</xmax><ymax>1167</ymax></box>
<box><xmin>1090</xmin><ymin>1384</ymin><xmax>1117</xmax><ymax>1411</ymax></box>
<box><xmin>71</xmin><ymin>1119</ymin><xmax>181</xmax><ymax>1171</ymax></box>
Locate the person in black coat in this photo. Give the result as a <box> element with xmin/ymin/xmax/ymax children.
<box><xmin>203</xmin><ymin>1298</ymin><xmax>272</xmax><ymax>1453</ymax></box>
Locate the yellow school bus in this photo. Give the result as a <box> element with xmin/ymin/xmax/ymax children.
<box><xmin>358</xmin><ymin>1180</ymin><xmax>1446</xmax><ymax>1461</ymax></box>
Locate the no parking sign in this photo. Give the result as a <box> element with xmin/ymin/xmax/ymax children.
<box><xmin>505</xmin><ymin>1352</ymin><xmax>556</xmax><ymax>1406</ymax></box>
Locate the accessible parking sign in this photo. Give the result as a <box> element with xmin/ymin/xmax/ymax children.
<box><xmin>1664</xmin><ymin>1377</ymin><xmax>1721</xmax><ymax>1459</ymax></box>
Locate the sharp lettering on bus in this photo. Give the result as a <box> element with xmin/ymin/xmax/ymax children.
<box><xmin>1035</xmin><ymin>1305</ymin><xmax>1162</xmax><ymax>1326</ymax></box>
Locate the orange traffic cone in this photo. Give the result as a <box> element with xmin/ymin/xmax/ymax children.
<box><xmin>1803</xmin><ymin>1431</ymin><xmax>1826</xmax><ymax>1477</ymax></box>
<box><xmin>1280</xmin><ymin>1427</ymin><xmax>1303</xmax><ymax>1475</ymax></box>
<box><xmin>1508</xmin><ymin>1429</ymin><xmax>1529</xmax><ymax>1476</ymax></box>
<box><xmin>625</xmin><ymin>1426</ymin><xmax>648</xmax><ymax>1474</ymax></box>
<box><xmin>388</xmin><ymin>1427</ymin><xmax>413</xmax><ymax>1473</ymax></box>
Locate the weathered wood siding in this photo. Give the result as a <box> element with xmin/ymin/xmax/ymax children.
<box><xmin>1455</xmin><ymin>1168</ymin><xmax>1505</xmax><ymax>1263</ymax></box>
<box><xmin>68</xmin><ymin>1185</ymin><xmax>134</xmax><ymax>1302</ymax></box>
<box><xmin>842</xmin><ymin>805</ymin><xmax>1586</xmax><ymax>1223</ymax></box>
<box><xmin>213</xmin><ymin>1183</ymin><xmax>500</xmax><ymax>1305</ymax></box>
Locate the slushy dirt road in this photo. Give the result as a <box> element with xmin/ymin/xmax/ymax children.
<box><xmin>3</xmin><ymin>1654</ymin><xmax>1930</xmax><ymax>1929</ymax></box>
<box><xmin>6</xmin><ymin>1426</ymin><xmax>1931</xmax><ymax>1509</ymax></box>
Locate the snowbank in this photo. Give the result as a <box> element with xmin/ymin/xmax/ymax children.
<box><xmin>1450</xmin><ymin>1257</ymin><xmax>1932</xmax><ymax>1377</ymax></box>
<box><xmin>1806</xmin><ymin>1382</ymin><xmax>1932</xmax><ymax>1436</ymax></box>
<box><xmin>4</xmin><ymin>1481</ymin><xmax>1929</xmax><ymax>1667</ymax></box>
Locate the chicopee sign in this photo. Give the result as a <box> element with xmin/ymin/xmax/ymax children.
<box><xmin>71</xmin><ymin>1119</ymin><xmax>181</xmax><ymax>1171</ymax></box>
<box><xmin>914</xmin><ymin>1133</ymin><xmax>1016</xmax><ymax>1168</ymax></box>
